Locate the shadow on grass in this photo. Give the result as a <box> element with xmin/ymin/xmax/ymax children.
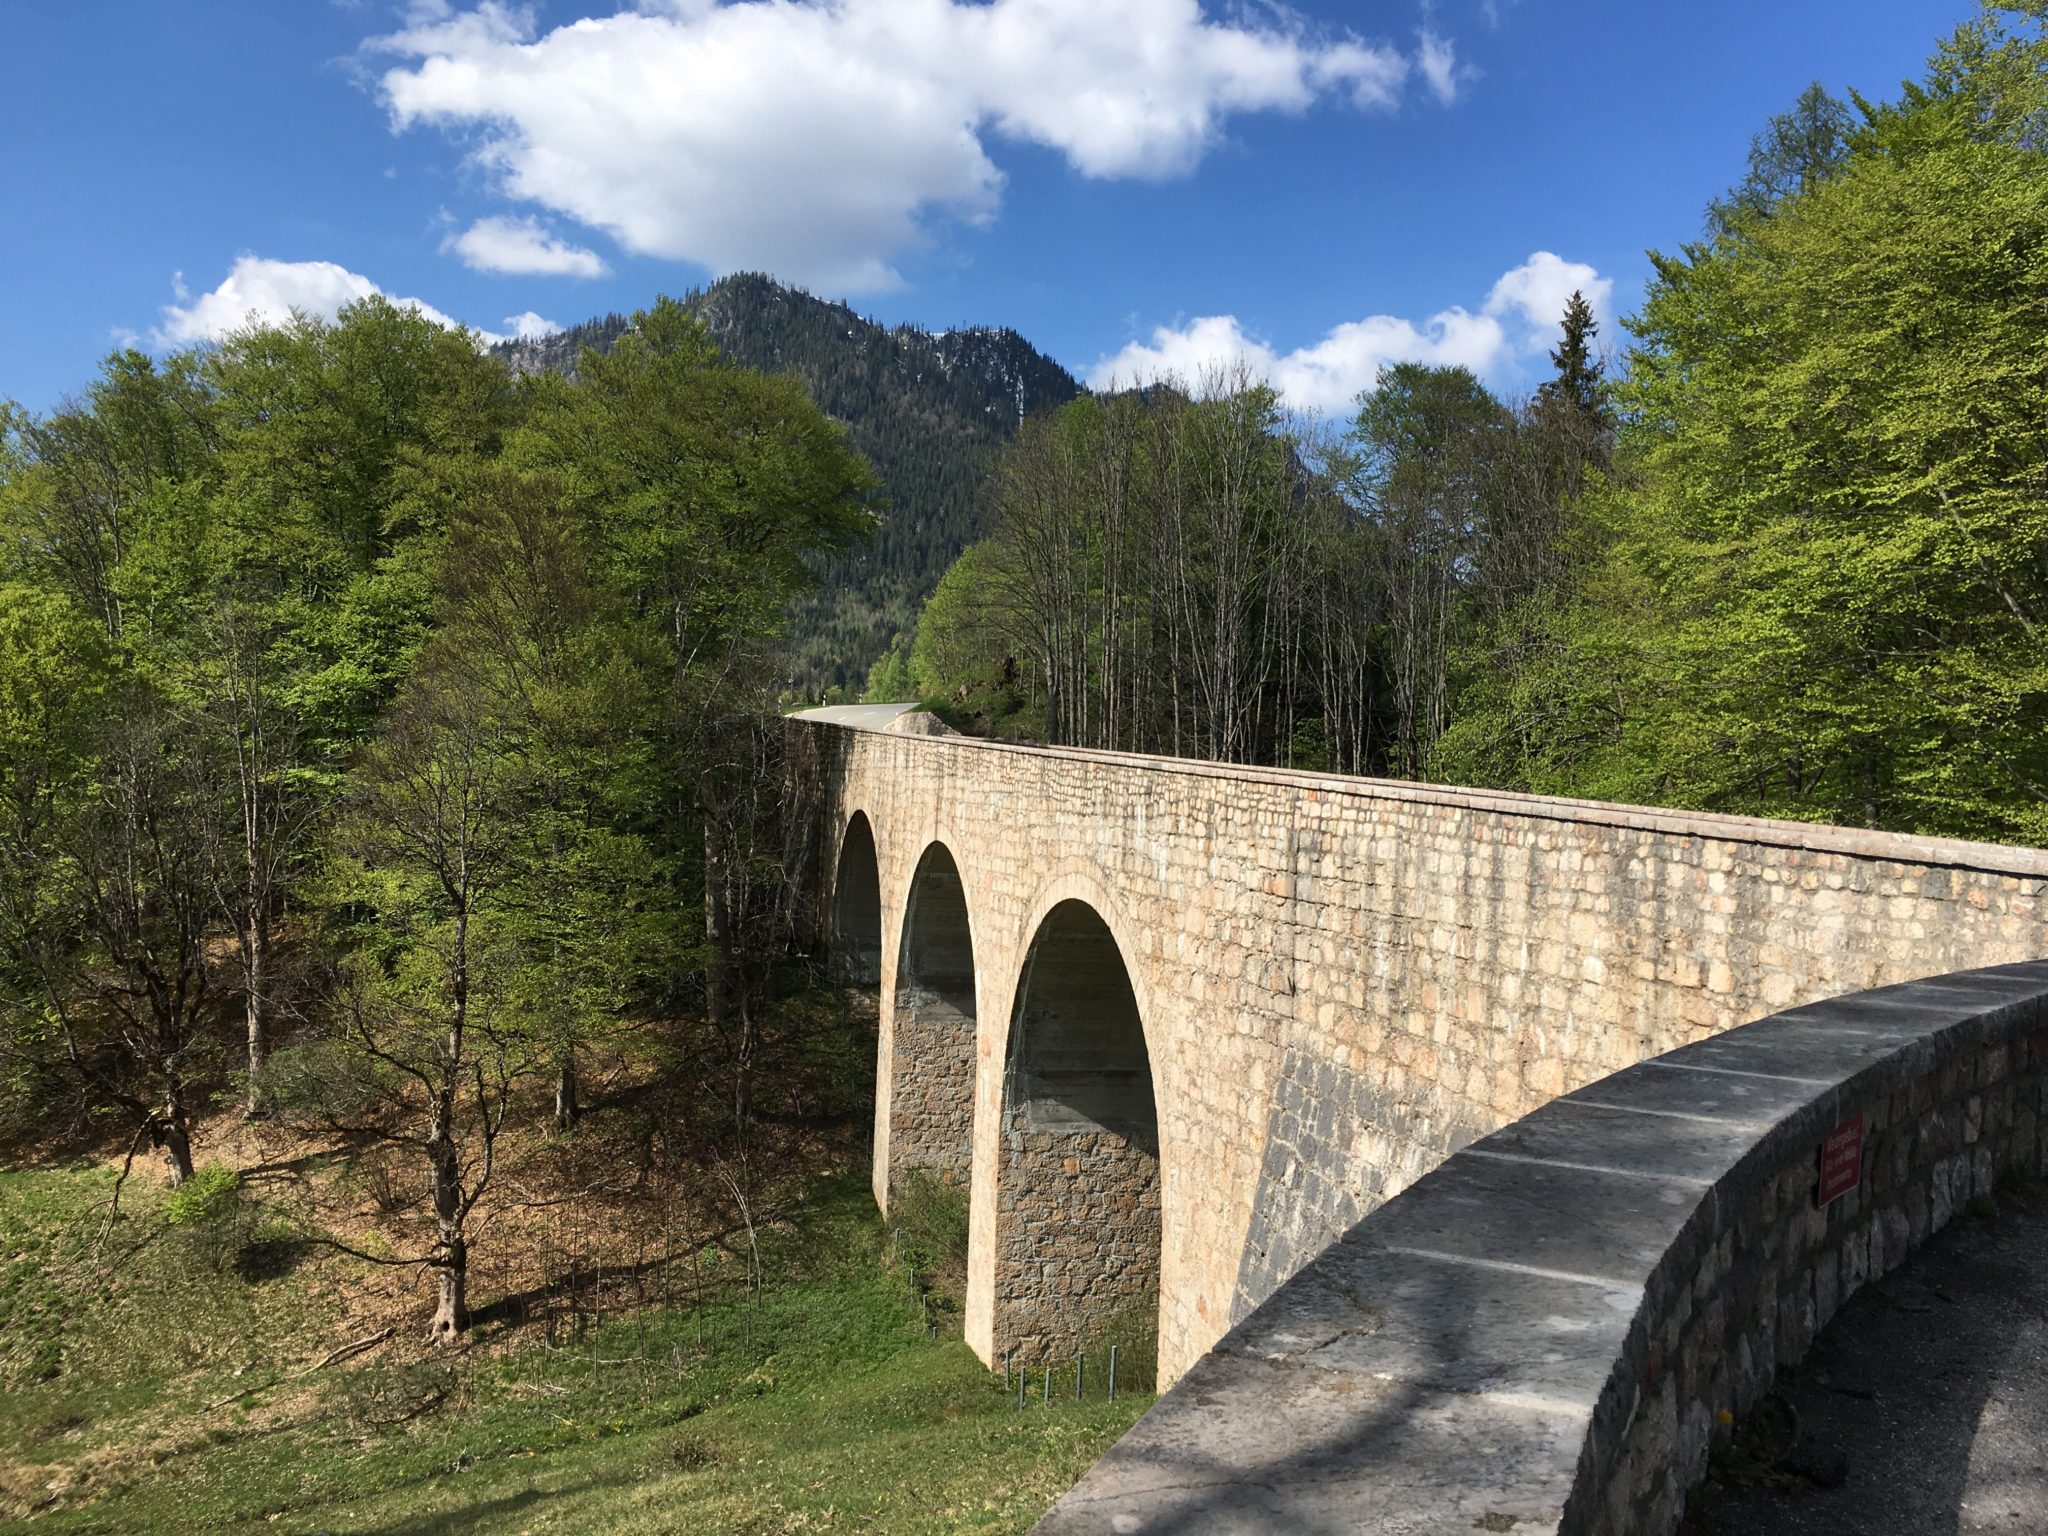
<box><xmin>351</xmin><ymin>1467</ymin><xmax>642</xmax><ymax>1536</ymax></box>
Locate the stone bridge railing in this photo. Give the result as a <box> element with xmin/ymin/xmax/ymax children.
<box><xmin>1035</xmin><ymin>960</ymin><xmax>2048</xmax><ymax>1535</ymax></box>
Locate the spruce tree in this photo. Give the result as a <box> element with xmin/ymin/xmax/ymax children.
<box><xmin>1538</xmin><ymin>290</ymin><xmax>1605</xmax><ymax>422</ymax></box>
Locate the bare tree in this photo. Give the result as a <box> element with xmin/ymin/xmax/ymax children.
<box><xmin>331</xmin><ymin>662</ymin><xmax>534</xmax><ymax>1340</ymax></box>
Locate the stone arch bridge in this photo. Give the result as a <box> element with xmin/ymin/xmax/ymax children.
<box><xmin>789</xmin><ymin>705</ymin><xmax>2048</xmax><ymax>1385</ymax></box>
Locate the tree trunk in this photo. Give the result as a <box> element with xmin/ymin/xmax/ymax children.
<box><xmin>160</xmin><ymin>1117</ymin><xmax>195</xmax><ymax>1186</ymax></box>
<box><xmin>699</xmin><ymin>769</ymin><xmax>737</xmax><ymax>1037</ymax></box>
<box><xmin>431</xmin><ymin>1231</ymin><xmax>468</xmax><ymax>1342</ymax></box>
<box><xmin>428</xmin><ymin>1114</ymin><xmax>467</xmax><ymax>1341</ymax></box>
<box><xmin>734</xmin><ymin>1004</ymin><xmax>758</xmax><ymax>1128</ymax></box>
<box><xmin>554</xmin><ymin>1052</ymin><xmax>580</xmax><ymax>1132</ymax></box>
<box><xmin>244</xmin><ymin>891</ymin><xmax>271</xmax><ymax>1118</ymax></box>
<box><xmin>430</xmin><ymin>899</ymin><xmax>469</xmax><ymax>1343</ymax></box>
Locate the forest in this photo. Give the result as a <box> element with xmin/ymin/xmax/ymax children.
<box><xmin>884</xmin><ymin>7</ymin><xmax>2048</xmax><ymax>847</ymax></box>
<box><xmin>1</xmin><ymin>4</ymin><xmax>2044</xmax><ymax>1531</ymax></box>
<box><xmin>495</xmin><ymin>273</ymin><xmax>1082</xmax><ymax>700</ymax></box>
<box><xmin>0</xmin><ymin>295</ymin><xmax>876</xmax><ymax>1321</ymax></box>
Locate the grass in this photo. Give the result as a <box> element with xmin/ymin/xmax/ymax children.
<box><xmin>0</xmin><ymin>1165</ymin><xmax>1151</xmax><ymax>1534</ymax></box>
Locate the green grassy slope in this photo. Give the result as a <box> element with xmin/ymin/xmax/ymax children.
<box><xmin>0</xmin><ymin>1169</ymin><xmax>1147</xmax><ymax>1534</ymax></box>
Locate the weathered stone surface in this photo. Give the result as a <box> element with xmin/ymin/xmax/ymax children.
<box><xmin>1034</xmin><ymin>963</ymin><xmax>2048</xmax><ymax>1535</ymax></box>
<box><xmin>794</xmin><ymin>713</ymin><xmax>2048</xmax><ymax>1387</ymax></box>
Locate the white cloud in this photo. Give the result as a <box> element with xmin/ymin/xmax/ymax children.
<box><xmin>1086</xmin><ymin>251</ymin><xmax>1613</xmax><ymax>414</ymax></box>
<box><xmin>373</xmin><ymin>0</ymin><xmax>1450</xmax><ymax>293</ymax></box>
<box><xmin>501</xmin><ymin>309</ymin><xmax>562</xmax><ymax>339</ymax></box>
<box><xmin>446</xmin><ymin>215</ymin><xmax>608</xmax><ymax>277</ymax></box>
<box><xmin>151</xmin><ymin>255</ymin><xmax>522</xmax><ymax>347</ymax></box>
<box><xmin>1482</xmin><ymin>249</ymin><xmax>1611</xmax><ymax>341</ymax></box>
<box><xmin>1415</xmin><ymin>31</ymin><xmax>1471</xmax><ymax>106</ymax></box>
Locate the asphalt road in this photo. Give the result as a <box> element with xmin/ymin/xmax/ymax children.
<box><xmin>788</xmin><ymin>702</ymin><xmax>918</xmax><ymax>730</ymax></box>
<box><xmin>1684</xmin><ymin>1180</ymin><xmax>2048</xmax><ymax>1534</ymax></box>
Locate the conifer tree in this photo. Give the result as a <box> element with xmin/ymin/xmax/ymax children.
<box><xmin>1537</xmin><ymin>290</ymin><xmax>1606</xmax><ymax>425</ymax></box>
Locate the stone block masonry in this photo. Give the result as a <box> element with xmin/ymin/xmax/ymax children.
<box><xmin>995</xmin><ymin>1115</ymin><xmax>1161</xmax><ymax>1363</ymax></box>
<box><xmin>1034</xmin><ymin>962</ymin><xmax>2048</xmax><ymax>1534</ymax></box>
<box><xmin>791</xmin><ymin>710</ymin><xmax>2048</xmax><ymax>1386</ymax></box>
<box><xmin>884</xmin><ymin>842</ymin><xmax>979</xmax><ymax>1187</ymax></box>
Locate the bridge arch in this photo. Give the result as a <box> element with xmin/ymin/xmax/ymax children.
<box><xmin>883</xmin><ymin>840</ymin><xmax>980</xmax><ymax>1197</ymax></box>
<box><xmin>988</xmin><ymin>889</ymin><xmax>1165</xmax><ymax>1379</ymax></box>
<box><xmin>830</xmin><ymin>810</ymin><xmax>882</xmax><ymax>986</ymax></box>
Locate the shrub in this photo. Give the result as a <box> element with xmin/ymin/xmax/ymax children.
<box><xmin>165</xmin><ymin>1164</ymin><xmax>241</xmax><ymax>1229</ymax></box>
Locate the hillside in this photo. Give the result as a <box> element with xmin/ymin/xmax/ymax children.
<box><xmin>497</xmin><ymin>275</ymin><xmax>1082</xmax><ymax>697</ymax></box>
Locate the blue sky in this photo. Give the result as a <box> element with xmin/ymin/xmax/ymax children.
<box><xmin>2</xmin><ymin>0</ymin><xmax>1972</xmax><ymax>415</ymax></box>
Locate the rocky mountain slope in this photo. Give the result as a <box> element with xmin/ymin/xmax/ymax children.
<box><xmin>496</xmin><ymin>274</ymin><xmax>1081</xmax><ymax>696</ymax></box>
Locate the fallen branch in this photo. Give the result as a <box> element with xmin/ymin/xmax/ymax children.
<box><xmin>308</xmin><ymin>1325</ymin><xmax>395</xmax><ymax>1372</ymax></box>
<box><xmin>94</xmin><ymin>1125</ymin><xmax>152</xmax><ymax>1245</ymax></box>
<box><xmin>200</xmin><ymin>1325</ymin><xmax>397</xmax><ymax>1411</ymax></box>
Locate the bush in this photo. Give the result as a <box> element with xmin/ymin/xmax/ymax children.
<box><xmin>258</xmin><ymin>1038</ymin><xmax>395</xmax><ymax>1128</ymax></box>
<box><xmin>165</xmin><ymin>1164</ymin><xmax>241</xmax><ymax>1229</ymax></box>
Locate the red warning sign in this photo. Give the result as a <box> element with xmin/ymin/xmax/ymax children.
<box><xmin>1817</xmin><ymin>1114</ymin><xmax>1864</xmax><ymax>1207</ymax></box>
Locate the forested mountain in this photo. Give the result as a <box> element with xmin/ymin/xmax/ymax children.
<box><xmin>496</xmin><ymin>273</ymin><xmax>1082</xmax><ymax>696</ymax></box>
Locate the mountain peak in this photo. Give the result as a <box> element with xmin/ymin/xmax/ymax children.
<box><xmin>491</xmin><ymin>276</ymin><xmax>1082</xmax><ymax>694</ymax></box>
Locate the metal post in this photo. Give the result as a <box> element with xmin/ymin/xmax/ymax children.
<box><xmin>1076</xmin><ymin>1353</ymin><xmax>1084</xmax><ymax>1400</ymax></box>
<box><xmin>1004</xmin><ymin>1348</ymin><xmax>1012</xmax><ymax>1390</ymax></box>
<box><xmin>1017</xmin><ymin>1362</ymin><xmax>1026</xmax><ymax>1408</ymax></box>
<box><xmin>1042</xmin><ymin>1365</ymin><xmax>1051</xmax><ymax>1406</ymax></box>
<box><xmin>1108</xmin><ymin>1345</ymin><xmax>1119</xmax><ymax>1402</ymax></box>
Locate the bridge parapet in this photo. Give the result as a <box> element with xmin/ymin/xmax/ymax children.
<box><xmin>1034</xmin><ymin>961</ymin><xmax>2048</xmax><ymax>1534</ymax></box>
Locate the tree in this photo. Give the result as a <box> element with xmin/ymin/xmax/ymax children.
<box><xmin>1342</xmin><ymin>364</ymin><xmax>1508</xmax><ymax>778</ymax></box>
<box><xmin>0</xmin><ymin>353</ymin><xmax>229</xmax><ymax>1184</ymax></box>
<box><xmin>909</xmin><ymin>541</ymin><xmax>1029</xmax><ymax>717</ymax></box>
<box><xmin>1442</xmin><ymin>5</ymin><xmax>2048</xmax><ymax>840</ymax></box>
<box><xmin>201</xmin><ymin>297</ymin><xmax>514</xmax><ymax>1114</ymax></box>
<box><xmin>330</xmin><ymin>656</ymin><xmax>532</xmax><ymax>1340</ymax></box>
<box><xmin>510</xmin><ymin>298</ymin><xmax>873</xmax><ymax>1125</ymax></box>
<box><xmin>1537</xmin><ymin>290</ymin><xmax>1607</xmax><ymax>427</ymax></box>
<box><xmin>316</xmin><ymin>455</ymin><xmax>676</xmax><ymax>1335</ymax></box>
<box><xmin>0</xmin><ymin>633</ymin><xmax>229</xmax><ymax>1188</ymax></box>
<box><xmin>1705</xmin><ymin>81</ymin><xmax>1857</xmax><ymax>236</ymax></box>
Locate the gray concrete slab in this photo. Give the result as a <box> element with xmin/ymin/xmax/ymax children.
<box><xmin>1238</xmin><ymin>1236</ymin><xmax>1641</xmax><ymax>1404</ymax></box>
<box><xmin>1467</xmin><ymin>1096</ymin><xmax>1766</xmax><ymax>1185</ymax></box>
<box><xmin>789</xmin><ymin>702</ymin><xmax>918</xmax><ymax>729</ymax></box>
<box><xmin>1350</xmin><ymin>1152</ymin><xmax>1704</xmax><ymax>1290</ymax></box>
<box><xmin>1037</xmin><ymin>1366</ymin><xmax>1591</xmax><ymax>1536</ymax></box>
<box><xmin>1563</xmin><ymin>1057</ymin><xmax>1817</xmax><ymax>1129</ymax></box>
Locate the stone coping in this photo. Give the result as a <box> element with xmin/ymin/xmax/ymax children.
<box><xmin>1030</xmin><ymin>960</ymin><xmax>2048</xmax><ymax>1535</ymax></box>
<box><xmin>790</xmin><ymin>711</ymin><xmax>2048</xmax><ymax>879</ymax></box>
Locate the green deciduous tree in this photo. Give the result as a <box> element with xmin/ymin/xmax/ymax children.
<box><xmin>1444</xmin><ymin>5</ymin><xmax>2048</xmax><ymax>841</ymax></box>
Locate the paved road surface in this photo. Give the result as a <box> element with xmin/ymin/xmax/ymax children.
<box><xmin>788</xmin><ymin>703</ymin><xmax>918</xmax><ymax>730</ymax></box>
<box><xmin>1684</xmin><ymin>1181</ymin><xmax>2048</xmax><ymax>1534</ymax></box>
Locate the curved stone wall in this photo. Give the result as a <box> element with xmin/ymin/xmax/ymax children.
<box><xmin>1033</xmin><ymin>960</ymin><xmax>2048</xmax><ymax>1534</ymax></box>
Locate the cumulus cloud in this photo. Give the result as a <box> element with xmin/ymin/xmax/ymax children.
<box><xmin>501</xmin><ymin>309</ymin><xmax>563</xmax><ymax>339</ymax></box>
<box><xmin>1087</xmin><ymin>251</ymin><xmax>1613</xmax><ymax>414</ymax></box>
<box><xmin>373</xmin><ymin>0</ymin><xmax>1447</xmax><ymax>292</ymax></box>
<box><xmin>446</xmin><ymin>215</ymin><xmax>609</xmax><ymax>277</ymax></box>
<box><xmin>151</xmin><ymin>255</ymin><xmax>525</xmax><ymax>347</ymax></box>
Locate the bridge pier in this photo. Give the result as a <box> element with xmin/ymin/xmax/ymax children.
<box><xmin>880</xmin><ymin>842</ymin><xmax>978</xmax><ymax>1199</ymax></box>
<box><xmin>993</xmin><ymin>899</ymin><xmax>1162</xmax><ymax>1374</ymax></box>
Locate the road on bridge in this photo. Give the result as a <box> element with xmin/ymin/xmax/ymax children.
<box><xmin>1685</xmin><ymin>1180</ymin><xmax>2048</xmax><ymax>1534</ymax></box>
<box><xmin>790</xmin><ymin>703</ymin><xmax>918</xmax><ymax>730</ymax></box>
